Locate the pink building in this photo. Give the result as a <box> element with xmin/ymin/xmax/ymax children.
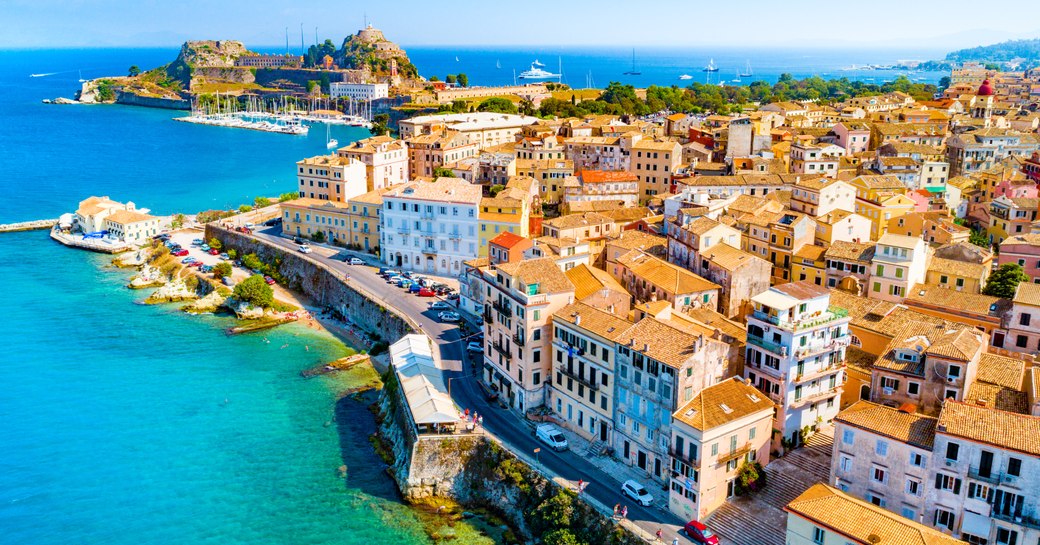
<box><xmin>992</xmin><ymin>175</ymin><xmax>1040</xmax><ymax>200</ymax></box>
<box><xmin>907</xmin><ymin>189</ymin><xmax>932</xmax><ymax>212</ymax></box>
<box><xmin>832</xmin><ymin>122</ymin><xmax>871</xmax><ymax>154</ymax></box>
<box><xmin>998</xmin><ymin>233</ymin><xmax>1040</xmax><ymax>282</ymax></box>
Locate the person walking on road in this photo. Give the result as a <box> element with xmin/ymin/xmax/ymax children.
<box><xmin>621</xmin><ymin>505</ymin><xmax>628</xmax><ymax>519</ymax></box>
<box><xmin>613</xmin><ymin>504</ymin><xmax>619</xmax><ymax>518</ymax></box>
<box><xmin>655</xmin><ymin>529</ymin><xmax>663</xmax><ymax>541</ymax></box>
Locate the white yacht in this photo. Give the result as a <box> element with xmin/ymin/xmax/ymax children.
<box><xmin>518</xmin><ymin>62</ymin><xmax>560</xmax><ymax>80</ymax></box>
<box><xmin>678</xmin><ymin>74</ymin><xmax>693</xmax><ymax>80</ymax></box>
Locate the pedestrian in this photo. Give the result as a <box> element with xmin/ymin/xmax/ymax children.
<box><xmin>577</xmin><ymin>479</ymin><xmax>584</xmax><ymax>492</ymax></box>
<box><xmin>656</xmin><ymin>529</ymin><xmax>663</xmax><ymax>541</ymax></box>
<box><xmin>464</xmin><ymin>408</ymin><xmax>470</xmax><ymax>418</ymax></box>
<box><xmin>477</xmin><ymin>415</ymin><xmax>483</xmax><ymax>427</ymax></box>
<box><xmin>613</xmin><ymin>504</ymin><xmax>619</xmax><ymax>518</ymax></box>
<box><xmin>621</xmin><ymin>505</ymin><xmax>628</xmax><ymax>519</ymax></box>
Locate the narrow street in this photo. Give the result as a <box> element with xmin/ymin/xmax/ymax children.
<box><xmin>249</xmin><ymin>226</ymin><xmax>737</xmax><ymax>544</ymax></box>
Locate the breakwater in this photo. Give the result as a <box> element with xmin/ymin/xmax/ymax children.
<box><xmin>0</xmin><ymin>219</ymin><xmax>58</xmax><ymax>232</ymax></box>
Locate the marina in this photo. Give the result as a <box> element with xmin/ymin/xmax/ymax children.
<box><xmin>176</xmin><ymin>93</ymin><xmax>372</xmax><ymax>134</ymax></box>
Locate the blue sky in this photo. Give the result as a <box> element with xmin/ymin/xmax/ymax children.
<box><xmin>2</xmin><ymin>0</ymin><xmax>1039</xmax><ymax>49</ymax></box>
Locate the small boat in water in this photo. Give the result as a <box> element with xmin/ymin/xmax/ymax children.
<box><xmin>623</xmin><ymin>49</ymin><xmax>641</xmax><ymax>76</ymax></box>
<box><xmin>678</xmin><ymin>74</ymin><xmax>693</xmax><ymax>80</ymax></box>
<box><xmin>703</xmin><ymin>58</ymin><xmax>719</xmax><ymax>72</ymax></box>
<box><xmin>518</xmin><ymin>61</ymin><xmax>560</xmax><ymax>80</ymax></box>
<box><xmin>740</xmin><ymin>61</ymin><xmax>753</xmax><ymax>78</ymax></box>
<box><xmin>326</xmin><ymin>125</ymin><xmax>338</xmax><ymax>149</ymax></box>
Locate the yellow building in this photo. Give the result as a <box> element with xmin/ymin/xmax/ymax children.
<box><xmin>850</xmin><ymin>175</ymin><xmax>914</xmax><ymax>240</ymax></box>
<box><xmin>790</xmin><ymin>244</ymin><xmax>827</xmax><ymax>286</ymax></box>
<box><xmin>478</xmin><ymin>187</ymin><xmax>531</xmax><ymax>257</ymax></box>
<box><xmin>281</xmin><ymin>188</ymin><xmax>387</xmax><ymax>253</ymax></box>
<box><xmin>515</xmin><ymin>158</ymin><xmax>574</xmax><ymax>205</ymax></box>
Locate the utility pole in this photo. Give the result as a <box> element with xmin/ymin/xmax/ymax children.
<box><xmin>285</xmin><ymin>27</ymin><xmax>289</xmax><ymax>55</ymax></box>
<box><xmin>315</xmin><ymin>27</ymin><xmax>318</xmax><ymax>47</ymax></box>
<box><xmin>300</xmin><ymin>23</ymin><xmax>304</xmax><ymax>54</ymax></box>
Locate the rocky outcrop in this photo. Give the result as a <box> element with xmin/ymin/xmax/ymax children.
<box><xmin>230</xmin><ymin>300</ymin><xmax>264</xmax><ymax>319</ymax></box>
<box><xmin>144</xmin><ymin>278</ymin><xmax>201</xmax><ymax>303</ymax></box>
<box><xmin>182</xmin><ymin>290</ymin><xmax>227</xmax><ymax>314</ymax></box>
<box><xmin>178</xmin><ymin>40</ymin><xmax>248</xmax><ymax>68</ymax></box>
<box><xmin>115</xmin><ymin>91</ymin><xmax>190</xmax><ymax>110</ymax></box>
<box><xmin>114</xmin><ymin>249</ymin><xmax>150</xmax><ymax>268</ymax></box>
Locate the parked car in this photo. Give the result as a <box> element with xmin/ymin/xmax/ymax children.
<box><xmin>298</xmin><ymin>244</ymin><xmax>312</xmax><ymax>254</ymax></box>
<box><xmin>244</xmin><ymin>223</ymin><xmax>256</xmax><ymax>230</ymax></box>
<box><xmin>263</xmin><ymin>275</ymin><xmax>276</xmax><ymax>285</ymax></box>
<box><xmin>219</xmin><ymin>253</ymin><xmax>229</xmax><ymax>260</ymax></box>
<box><xmin>683</xmin><ymin>521</ymin><xmax>720</xmax><ymax>545</ymax></box>
<box><xmin>465</xmin><ymin>341</ymin><xmax>483</xmax><ymax>354</ymax></box>
<box><xmin>181</xmin><ymin>257</ymin><xmax>196</xmax><ymax>264</ymax></box>
<box><xmin>200</xmin><ymin>265</ymin><xmax>213</xmax><ymax>273</ymax></box>
<box><xmin>621</xmin><ymin>480</ymin><xmax>653</xmax><ymax>507</ymax></box>
<box><xmin>292</xmin><ymin>236</ymin><xmax>302</xmax><ymax>244</ymax></box>
<box><xmin>200</xmin><ymin>244</ymin><xmax>210</xmax><ymax>252</ymax></box>
<box><xmin>263</xmin><ymin>218</ymin><xmax>281</xmax><ymax>226</ymax></box>
<box><xmin>378</xmin><ymin>267</ymin><xmax>390</xmax><ymax>276</ymax></box>
<box><xmin>208</xmin><ymin>248</ymin><xmax>220</xmax><ymax>255</ymax></box>
<box><xmin>191</xmin><ymin>239</ymin><xmax>203</xmax><ymax>246</ymax></box>
<box><xmin>437</xmin><ymin>311</ymin><xmax>460</xmax><ymax>322</ymax></box>
<box><xmin>222</xmin><ymin>277</ymin><xmax>235</xmax><ymax>287</ymax></box>
<box><xmin>408</xmin><ymin>283</ymin><xmax>421</xmax><ymax>293</ymax></box>
<box><xmin>347</xmin><ymin>257</ymin><xmax>364</xmax><ymax>265</ymax></box>
<box><xmin>388</xmin><ymin>275</ymin><xmax>403</xmax><ymax>284</ymax></box>
<box><xmin>478</xmin><ymin>381</ymin><xmax>499</xmax><ymax>402</ymax></box>
<box><xmin>535</xmin><ymin>424</ymin><xmax>569</xmax><ymax>452</ymax></box>
<box><xmin>417</xmin><ymin>288</ymin><xmax>436</xmax><ymax>297</ymax></box>
<box><xmin>189</xmin><ymin>261</ymin><xmax>203</xmax><ymax>268</ymax></box>
<box><xmin>430</xmin><ymin>301</ymin><xmax>451</xmax><ymax>311</ymax></box>
<box><xmin>173</xmin><ymin>249</ymin><xmax>189</xmax><ymax>257</ymax></box>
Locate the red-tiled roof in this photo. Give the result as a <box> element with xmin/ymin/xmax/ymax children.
<box><xmin>489</xmin><ymin>231</ymin><xmax>528</xmax><ymax>249</ymax></box>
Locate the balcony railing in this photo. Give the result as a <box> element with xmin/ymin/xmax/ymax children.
<box><xmin>483</xmin><ymin>309</ymin><xmax>493</xmax><ymax>325</ymax></box>
<box><xmin>717</xmin><ymin>442</ymin><xmax>753</xmax><ymax>465</ymax></box>
<box><xmin>513</xmin><ymin>334</ymin><xmax>525</xmax><ymax>347</ymax></box>
<box><xmin>493</xmin><ymin>341</ymin><xmax>512</xmax><ymax>360</ymax></box>
<box><xmin>751</xmin><ymin>306</ymin><xmax>849</xmax><ymax>331</ymax></box>
<box><xmin>559</xmin><ymin>365</ymin><xmax>598</xmax><ymax>391</ymax></box>
<box><xmin>747</xmin><ymin>334</ymin><xmax>787</xmax><ymax>357</ymax></box>
<box><xmin>794</xmin><ymin>362</ymin><xmax>846</xmax><ymax>383</ymax></box>
<box><xmin>492</xmin><ymin>300</ymin><xmax>513</xmax><ymax>318</ymax></box>
<box><xmin>992</xmin><ymin>511</ymin><xmax>1040</xmax><ymax>531</ymax></box>
<box><xmin>795</xmin><ymin>337</ymin><xmax>852</xmax><ymax>359</ymax></box>
<box><xmin>791</xmin><ymin>387</ymin><xmax>842</xmax><ymax>408</ymax></box>
<box><xmin>422</xmin><ymin>247</ymin><xmax>437</xmax><ymax>255</ymax></box>
<box><xmin>669</xmin><ymin>447</ymin><xmax>700</xmax><ymax>469</ymax></box>
<box><xmin>967</xmin><ymin>466</ymin><xmax>1002</xmax><ymax>485</ymax></box>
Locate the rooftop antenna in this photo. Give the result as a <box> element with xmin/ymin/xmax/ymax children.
<box><xmin>285</xmin><ymin>27</ymin><xmax>289</xmax><ymax>56</ymax></box>
<box><xmin>300</xmin><ymin>23</ymin><xmax>304</xmax><ymax>54</ymax></box>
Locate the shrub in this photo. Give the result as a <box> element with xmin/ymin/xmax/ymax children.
<box><xmin>213</xmin><ymin>262</ymin><xmax>232</xmax><ymax>279</ymax></box>
<box><xmin>311</xmin><ymin>231</ymin><xmax>326</xmax><ymax>243</ymax></box>
<box><xmin>227</xmin><ymin>249</ymin><xmax>237</xmax><ymax>260</ymax></box>
<box><xmin>233</xmin><ymin>274</ymin><xmax>274</xmax><ymax>308</ymax></box>
<box><xmin>254</xmin><ymin>196</ymin><xmax>272</xmax><ymax>209</ymax></box>
<box><xmin>278</xmin><ymin>192</ymin><xmax>298</xmax><ymax>202</ymax></box>
<box><xmin>207</xmin><ymin>237</ymin><xmax>222</xmax><ymax>250</ymax></box>
<box><xmin>241</xmin><ymin>253</ymin><xmax>263</xmax><ymax>271</ymax></box>
<box><xmin>238</xmin><ymin>204</ymin><xmax>253</xmax><ymax>213</ymax></box>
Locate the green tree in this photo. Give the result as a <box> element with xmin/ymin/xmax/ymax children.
<box><xmin>983</xmin><ymin>263</ymin><xmax>1028</xmax><ymax>298</ymax></box>
<box><xmin>489</xmin><ymin>184</ymin><xmax>505</xmax><ymax>197</ymax></box>
<box><xmin>254</xmin><ymin>196</ymin><xmax>272</xmax><ymax>209</ymax></box>
<box><xmin>457</xmin><ymin>73</ymin><xmax>468</xmax><ymax>87</ymax></box>
<box><xmin>241</xmin><ymin>253</ymin><xmax>263</xmax><ymax>271</ymax></box>
<box><xmin>238</xmin><ymin>204</ymin><xmax>253</xmax><ymax>213</ymax></box>
<box><xmin>128</xmin><ymin>65</ymin><xmax>141</xmax><ymax>77</ymax></box>
<box><xmin>969</xmin><ymin>228</ymin><xmax>990</xmax><ymax>248</ymax></box>
<box><xmin>233</xmin><ymin>274</ymin><xmax>274</xmax><ymax>308</ymax></box>
<box><xmin>207</xmin><ymin>237</ymin><xmax>222</xmax><ymax>251</ymax></box>
<box><xmin>212</xmin><ymin>261</ymin><xmax>232</xmax><ymax>279</ymax></box>
<box><xmin>170</xmin><ymin>213</ymin><xmax>186</xmax><ymax>229</ymax></box>
<box><xmin>541</xmin><ymin>529</ymin><xmax>579</xmax><ymax>545</ymax></box>
<box><xmin>531</xmin><ymin>491</ymin><xmax>575</xmax><ymax>534</ymax></box>
<box><xmin>311</xmin><ymin>231</ymin><xmax>326</xmax><ymax>243</ymax></box>
<box><xmin>319</xmin><ymin>72</ymin><xmax>331</xmax><ymax>94</ymax></box>
<box><xmin>227</xmin><ymin>249</ymin><xmax>238</xmax><ymax>260</ymax></box>
<box><xmin>278</xmin><ymin>192</ymin><xmax>298</xmax><ymax>202</ymax></box>
<box><xmin>370</xmin><ymin>113</ymin><xmax>391</xmax><ymax>136</ymax></box>
<box><xmin>476</xmin><ymin>97</ymin><xmax>518</xmax><ymax>114</ymax></box>
<box><xmin>432</xmin><ymin>166</ymin><xmax>455</xmax><ymax>178</ymax></box>
<box><xmin>445</xmin><ymin>74</ymin><xmax>457</xmax><ymax>84</ymax></box>
<box><xmin>429</xmin><ymin>76</ymin><xmax>440</xmax><ymax>82</ymax></box>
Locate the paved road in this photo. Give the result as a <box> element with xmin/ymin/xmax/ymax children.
<box><xmin>248</xmin><ymin>227</ymin><xmax>706</xmax><ymax>544</ymax></box>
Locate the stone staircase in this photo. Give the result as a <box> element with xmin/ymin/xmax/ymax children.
<box><xmin>706</xmin><ymin>428</ymin><xmax>835</xmax><ymax>545</ymax></box>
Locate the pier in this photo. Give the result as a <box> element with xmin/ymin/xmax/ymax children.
<box><xmin>0</xmin><ymin>219</ymin><xmax>58</xmax><ymax>233</ymax></box>
<box><xmin>49</xmin><ymin>229</ymin><xmax>130</xmax><ymax>253</ymax></box>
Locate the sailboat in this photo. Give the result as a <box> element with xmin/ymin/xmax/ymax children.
<box><xmin>623</xmin><ymin>49</ymin><xmax>641</xmax><ymax>76</ymax></box>
<box><xmin>325</xmin><ymin>124</ymin><xmax>338</xmax><ymax>149</ymax></box>
<box><xmin>731</xmin><ymin>71</ymin><xmax>742</xmax><ymax>84</ymax></box>
<box><xmin>740</xmin><ymin>60</ymin><xmax>753</xmax><ymax>78</ymax></box>
<box><xmin>702</xmin><ymin>58</ymin><xmax>719</xmax><ymax>72</ymax></box>
<box><xmin>455</xmin><ymin>56</ymin><xmax>460</xmax><ymax>62</ymax></box>
<box><xmin>678</xmin><ymin>74</ymin><xmax>693</xmax><ymax>80</ymax></box>
<box><xmin>78</xmin><ymin>70</ymin><xmax>86</xmax><ymax>83</ymax></box>
<box><xmin>496</xmin><ymin>59</ymin><xmax>501</xmax><ymax>69</ymax></box>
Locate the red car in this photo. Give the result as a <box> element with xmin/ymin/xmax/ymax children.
<box><xmin>190</xmin><ymin>261</ymin><xmax>204</xmax><ymax>268</ymax></box>
<box><xmin>417</xmin><ymin>288</ymin><xmax>436</xmax><ymax>297</ymax></box>
<box><xmin>683</xmin><ymin>521</ymin><xmax>719</xmax><ymax>545</ymax></box>
<box><xmin>208</xmin><ymin>248</ymin><xmax>220</xmax><ymax>255</ymax></box>
<box><xmin>172</xmin><ymin>249</ymin><xmax>189</xmax><ymax>257</ymax></box>
<box><xmin>264</xmin><ymin>276</ymin><xmax>276</xmax><ymax>285</ymax></box>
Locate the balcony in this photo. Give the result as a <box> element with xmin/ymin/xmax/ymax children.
<box><xmin>794</xmin><ymin>362</ymin><xmax>846</xmax><ymax>383</ymax></box>
<box><xmin>992</xmin><ymin>511</ymin><xmax>1040</xmax><ymax>531</ymax></box>
<box><xmin>492</xmin><ymin>299</ymin><xmax>513</xmax><ymax>318</ymax></box>
<box><xmin>967</xmin><ymin>466</ymin><xmax>1002</xmax><ymax>485</ymax></box>
<box><xmin>791</xmin><ymin>387</ymin><xmax>842</xmax><ymax>409</ymax></box>
<box><xmin>717</xmin><ymin>442</ymin><xmax>753</xmax><ymax>465</ymax></box>
<box><xmin>747</xmin><ymin>334</ymin><xmax>788</xmax><ymax>357</ymax></box>
<box><xmin>513</xmin><ymin>333</ymin><xmax>525</xmax><ymax>347</ymax></box>
<box><xmin>448</xmin><ymin>231</ymin><xmax>462</xmax><ymax>240</ymax></box>
<box><xmin>559</xmin><ymin>365</ymin><xmax>598</xmax><ymax>391</ymax></box>
<box><xmin>483</xmin><ymin>309</ymin><xmax>493</xmax><ymax>325</ymax></box>
<box><xmin>397</xmin><ymin>226</ymin><xmax>412</xmax><ymax>235</ymax></box>
<box><xmin>669</xmin><ymin>447</ymin><xmax>700</xmax><ymax>469</ymax></box>
<box><xmin>795</xmin><ymin>337</ymin><xmax>851</xmax><ymax>359</ymax></box>
<box><xmin>493</xmin><ymin>341</ymin><xmax>512</xmax><ymax>360</ymax></box>
<box><xmin>751</xmin><ymin>306</ymin><xmax>849</xmax><ymax>332</ymax></box>
<box><xmin>421</xmin><ymin>247</ymin><xmax>437</xmax><ymax>255</ymax></box>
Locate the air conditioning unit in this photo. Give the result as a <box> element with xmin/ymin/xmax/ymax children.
<box><xmin>882</xmin><ymin>387</ymin><xmax>894</xmax><ymax>395</ymax></box>
<box><xmin>947</xmin><ymin>376</ymin><xmax>956</xmax><ymax>383</ymax></box>
<box><xmin>945</xmin><ymin>460</ymin><xmax>956</xmax><ymax>467</ymax></box>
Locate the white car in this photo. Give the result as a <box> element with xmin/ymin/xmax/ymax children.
<box><xmin>347</xmin><ymin>257</ymin><xmax>364</xmax><ymax>265</ymax></box>
<box><xmin>430</xmin><ymin>301</ymin><xmax>452</xmax><ymax>311</ymax></box>
<box><xmin>621</xmin><ymin>479</ymin><xmax>653</xmax><ymax>506</ymax></box>
<box><xmin>438</xmin><ymin>311</ymin><xmax>460</xmax><ymax>322</ymax></box>
<box><xmin>535</xmin><ymin>424</ymin><xmax>569</xmax><ymax>452</ymax></box>
<box><xmin>466</xmin><ymin>341</ymin><xmax>483</xmax><ymax>354</ymax></box>
<box><xmin>298</xmin><ymin>244</ymin><xmax>312</xmax><ymax>254</ymax></box>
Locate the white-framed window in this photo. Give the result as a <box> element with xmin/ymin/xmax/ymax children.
<box><xmin>839</xmin><ymin>454</ymin><xmax>853</xmax><ymax>473</ymax></box>
<box><xmin>905</xmin><ymin>478</ymin><xmax>921</xmax><ymax>496</ymax></box>
<box><xmin>872</xmin><ymin>465</ymin><xmax>887</xmax><ymax>484</ymax></box>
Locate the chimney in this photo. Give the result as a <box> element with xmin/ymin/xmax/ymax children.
<box><xmin>575</xmin><ymin>314</ymin><xmax>582</xmax><ymax>326</ymax></box>
<box><xmin>643</xmin><ymin>343</ymin><xmax>650</xmax><ymax>352</ymax></box>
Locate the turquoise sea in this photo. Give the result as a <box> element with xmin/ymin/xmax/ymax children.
<box><xmin>0</xmin><ymin>49</ymin><xmax>433</xmax><ymax>545</ymax></box>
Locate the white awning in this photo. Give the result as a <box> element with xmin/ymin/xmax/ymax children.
<box><xmin>751</xmin><ymin>289</ymin><xmax>798</xmax><ymax>310</ymax></box>
<box><xmin>960</xmin><ymin>511</ymin><xmax>990</xmax><ymax>539</ymax></box>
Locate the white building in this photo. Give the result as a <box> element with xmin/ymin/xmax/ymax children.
<box><xmin>869</xmin><ymin>233</ymin><xmax>930</xmax><ymax>302</ymax></box>
<box><xmin>398</xmin><ymin>112</ymin><xmax>540</xmax><ymax>149</ymax></box>
<box><xmin>744</xmin><ymin>281</ymin><xmax>851</xmax><ymax>448</ymax></box>
<box><xmin>380</xmin><ymin>178</ymin><xmax>482</xmax><ymax>274</ymax></box>
<box><xmin>329</xmin><ymin>82</ymin><xmax>389</xmax><ymax>102</ymax></box>
<box><xmin>831</xmin><ymin>401</ymin><xmax>936</xmax><ymax>521</ymax></box>
<box><xmin>668</xmin><ymin>377</ymin><xmax>773</xmax><ymax>522</ymax></box>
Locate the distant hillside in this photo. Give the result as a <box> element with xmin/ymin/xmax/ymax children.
<box><xmin>945</xmin><ymin>38</ymin><xmax>1040</xmax><ymax>67</ymax></box>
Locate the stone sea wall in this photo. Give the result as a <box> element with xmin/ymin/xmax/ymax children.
<box><xmin>205</xmin><ymin>225</ymin><xmax>416</xmax><ymax>343</ymax></box>
<box><xmin>378</xmin><ymin>374</ymin><xmax>641</xmax><ymax>545</ymax></box>
<box><xmin>115</xmin><ymin>91</ymin><xmax>190</xmax><ymax>110</ymax></box>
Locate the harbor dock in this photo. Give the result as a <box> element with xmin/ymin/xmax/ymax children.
<box><xmin>50</xmin><ymin>228</ymin><xmax>130</xmax><ymax>253</ymax></box>
<box><xmin>0</xmin><ymin>219</ymin><xmax>58</xmax><ymax>233</ymax></box>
